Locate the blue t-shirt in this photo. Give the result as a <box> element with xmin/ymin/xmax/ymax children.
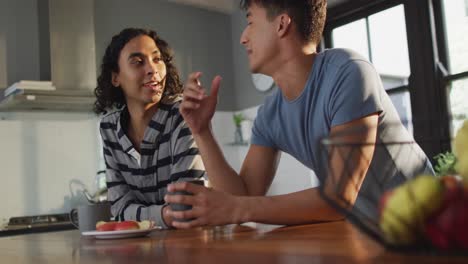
<box><xmin>251</xmin><ymin>48</ymin><xmax>433</xmax><ymax>219</ymax></box>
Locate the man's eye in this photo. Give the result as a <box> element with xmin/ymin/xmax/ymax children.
<box><xmin>154</xmin><ymin>57</ymin><xmax>162</xmax><ymax>63</ymax></box>
<box><xmin>131</xmin><ymin>60</ymin><xmax>143</xmax><ymax>65</ymax></box>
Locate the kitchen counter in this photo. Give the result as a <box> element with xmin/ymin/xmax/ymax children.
<box><xmin>0</xmin><ymin>221</ymin><xmax>466</xmax><ymax>263</ymax></box>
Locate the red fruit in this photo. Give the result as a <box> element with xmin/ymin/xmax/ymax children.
<box><xmin>440</xmin><ymin>175</ymin><xmax>461</xmax><ymax>189</ymax></box>
<box><xmin>440</xmin><ymin>176</ymin><xmax>464</xmax><ymax>206</ymax></box>
<box><xmin>424</xmin><ymin>186</ymin><xmax>468</xmax><ymax>250</ymax></box>
<box><xmin>425</xmin><ymin>204</ymin><xmax>456</xmax><ymax>250</ymax></box>
<box><xmin>96</xmin><ymin>221</ymin><xmax>117</xmax><ymax>232</ymax></box>
<box><xmin>378</xmin><ymin>190</ymin><xmax>394</xmax><ymax>217</ymax></box>
<box><xmin>114</xmin><ymin>221</ymin><xmax>139</xmax><ymax>231</ymax></box>
<box><xmin>454</xmin><ymin>191</ymin><xmax>468</xmax><ymax>250</ymax></box>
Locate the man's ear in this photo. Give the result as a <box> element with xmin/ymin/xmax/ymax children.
<box><xmin>111</xmin><ymin>72</ymin><xmax>120</xmax><ymax>87</ymax></box>
<box><xmin>277</xmin><ymin>14</ymin><xmax>292</xmax><ymax>38</ymax></box>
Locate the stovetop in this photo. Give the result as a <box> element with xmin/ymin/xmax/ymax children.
<box><xmin>0</xmin><ymin>213</ymin><xmax>75</xmax><ymax>236</ymax></box>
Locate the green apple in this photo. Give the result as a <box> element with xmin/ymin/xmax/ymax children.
<box><xmin>455</xmin><ymin>156</ymin><xmax>468</xmax><ymax>182</ymax></box>
<box><xmin>380</xmin><ymin>183</ymin><xmax>415</xmax><ymax>245</ymax></box>
<box><xmin>454</xmin><ymin>120</ymin><xmax>468</xmax><ymax>180</ymax></box>
<box><xmin>454</xmin><ymin>120</ymin><xmax>468</xmax><ymax>159</ymax></box>
<box><xmin>380</xmin><ymin>175</ymin><xmax>444</xmax><ymax>245</ymax></box>
<box><xmin>137</xmin><ymin>220</ymin><xmax>152</xmax><ymax>230</ymax></box>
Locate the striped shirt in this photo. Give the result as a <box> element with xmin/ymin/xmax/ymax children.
<box><xmin>99</xmin><ymin>100</ymin><xmax>205</xmax><ymax>228</ymax></box>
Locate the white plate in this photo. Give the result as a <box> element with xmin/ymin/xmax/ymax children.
<box><xmin>81</xmin><ymin>227</ymin><xmax>160</xmax><ymax>240</ymax></box>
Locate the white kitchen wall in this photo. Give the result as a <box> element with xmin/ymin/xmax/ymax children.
<box><xmin>211</xmin><ymin>106</ymin><xmax>319</xmax><ymax>196</ymax></box>
<box><xmin>0</xmin><ymin>112</ymin><xmax>100</xmax><ymax>224</ymax></box>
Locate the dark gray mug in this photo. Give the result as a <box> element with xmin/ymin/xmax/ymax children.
<box><xmin>70</xmin><ymin>202</ymin><xmax>111</xmax><ymax>233</ymax></box>
<box><xmin>168</xmin><ymin>179</ymin><xmax>204</xmax><ymax>222</ymax></box>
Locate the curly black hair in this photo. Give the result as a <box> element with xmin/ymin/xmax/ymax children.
<box><xmin>94</xmin><ymin>28</ymin><xmax>183</xmax><ymax>114</ymax></box>
<box><xmin>239</xmin><ymin>0</ymin><xmax>327</xmax><ymax>45</ymax></box>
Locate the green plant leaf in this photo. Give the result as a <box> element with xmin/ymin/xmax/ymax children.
<box><xmin>233</xmin><ymin>113</ymin><xmax>244</xmax><ymax>126</ymax></box>
<box><xmin>433</xmin><ymin>151</ymin><xmax>458</xmax><ymax>177</ymax></box>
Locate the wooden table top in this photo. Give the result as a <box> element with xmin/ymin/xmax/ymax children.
<box><xmin>0</xmin><ymin>221</ymin><xmax>466</xmax><ymax>263</ymax></box>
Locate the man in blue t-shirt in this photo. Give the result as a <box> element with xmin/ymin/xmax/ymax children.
<box><xmin>165</xmin><ymin>0</ymin><xmax>433</xmax><ymax>228</ymax></box>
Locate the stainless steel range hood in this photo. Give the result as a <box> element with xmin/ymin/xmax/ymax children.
<box><xmin>0</xmin><ymin>0</ymin><xmax>97</xmax><ymax>112</ymax></box>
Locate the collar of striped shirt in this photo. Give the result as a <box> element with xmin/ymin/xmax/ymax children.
<box><xmin>115</xmin><ymin>103</ymin><xmax>179</xmax><ymax>154</ymax></box>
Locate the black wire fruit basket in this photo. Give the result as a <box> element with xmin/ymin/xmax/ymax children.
<box><xmin>317</xmin><ymin>124</ymin><xmax>468</xmax><ymax>255</ymax></box>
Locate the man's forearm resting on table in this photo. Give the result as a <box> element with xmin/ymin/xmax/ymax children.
<box><xmin>193</xmin><ymin>128</ymin><xmax>248</xmax><ymax>195</ymax></box>
<box><xmin>233</xmin><ymin>187</ymin><xmax>344</xmax><ymax>225</ymax></box>
<box><xmin>191</xmin><ymin>129</ymin><xmax>347</xmax><ymax>225</ymax></box>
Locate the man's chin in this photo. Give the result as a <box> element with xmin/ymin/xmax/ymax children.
<box><xmin>250</xmin><ymin>67</ymin><xmax>260</xmax><ymax>74</ymax></box>
<box><xmin>249</xmin><ymin>62</ymin><xmax>263</xmax><ymax>74</ymax></box>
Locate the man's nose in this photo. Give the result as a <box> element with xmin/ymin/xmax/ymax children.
<box><xmin>240</xmin><ymin>29</ymin><xmax>248</xmax><ymax>45</ymax></box>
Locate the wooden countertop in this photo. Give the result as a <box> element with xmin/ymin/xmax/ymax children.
<box><xmin>0</xmin><ymin>221</ymin><xmax>465</xmax><ymax>263</ymax></box>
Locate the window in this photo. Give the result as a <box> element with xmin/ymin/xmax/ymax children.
<box><xmin>332</xmin><ymin>19</ymin><xmax>370</xmax><ymax>61</ymax></box>
<box><xmin>442</xmin><ymin>0</ymin><xmax>468</xmax><ymax>74</ymax></box>
<box><xmin>465</xmin><ymin>0</ymin><xmax>468</xmax><ymax>17</ymax></box>
<box><xmin>389</xmin><ymin>90</ymin><xmax>413</xmax><ymax>133</ymax></box>
<box><xmin>368</xmin><ymin>6</ymin><xmax>410</xmax><ymax>80</ymax></box>
<box><xmin>325</xmin><ymin>0</ymin><xmax>467</xmax><ymax>157</ymax></box>
<box><xmin>330</xmin><ymin>5</ymin><xmax>412</xmax><ymax>132</ymax></box>
<box><xmin>448</xmin><ymin>79</ymin><xmax>468</xmax><ymax>134</ymax></box>
<box><xmin>441</xmin><ymin>0</ymin><xmax>468</xmax><ymax>136</ymax></box>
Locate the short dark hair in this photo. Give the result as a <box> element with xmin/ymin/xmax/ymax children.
<box><xmin>240</xmin><ymin>0</ymin><xmax>327</xmax><ymax>44</ymax></box>
<box><xmin>94</xmin><ymin>28</ymin><xmax>183</xmax><ymax>114</ymax></box>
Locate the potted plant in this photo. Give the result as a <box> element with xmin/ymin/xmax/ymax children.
<box><xmin>233</xmin><ymin>113</ymin><xmax>245</xmax><ymax>144</ymax></box>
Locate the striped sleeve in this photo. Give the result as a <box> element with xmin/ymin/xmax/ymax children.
<box><xmin>101</xmin><ymin>128</ymin><xmax>170</xmax><ymax>228</ymax></box>
<box><xmin>170</xmin><ymin>114</ymin><xmax>205</xmax><ymax>182</ymax></box>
